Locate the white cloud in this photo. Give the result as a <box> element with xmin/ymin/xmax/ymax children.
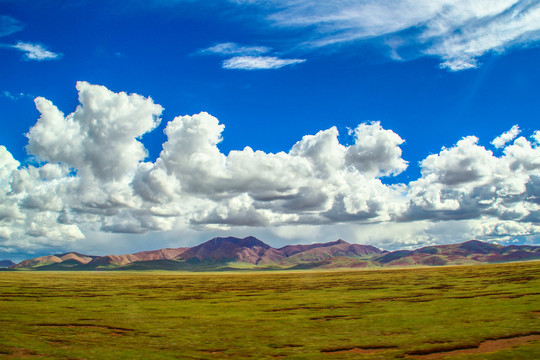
<box><xmin>222</xmin><ymin>55</ymin><xmax>306</xmax><ymax>70</ymax></box>
<box><xmin>419</xmin><ymin>136</ymin><xmax>498</xmax><ymax>187</ymax></box>
<box><xmin>0</xmin><ymin>16</ymin><xmax>24</xmax><ymax>37</ymax></box>
<box><xmin>12</xmin><ymin>42</ymin><xmax>61</xmax><ymax>61</ymax></box>
<box><xmin>345</xmin><ymin>121</ymin><xmax>407</xmax><ymax>177</ymax></box>
<box><xmin>426</xmin><ymin>1</ymin><xmax>540</xmax><ymax>71</ymax></box>
<box><xmin>404</xmin><ymin>130</ymin><xmax>540</xmax><ymax>225</ymax></box>
<box><xmin>200</xmin><ymin>42</ymin><xmax>271</xmax><ymax>56</ymax></box>
<box><xmin>0</xmin><ymin>17</ymin><xmax>59</xmax><ymax>63</ymax></box>
<box><xmin>492</xmin><ymin>125</ymin><xmax>521</xmax><ymax>148</ymax></box>
<box><xmin>0</xmin><ymin>146</ymin><xmax>19</xmax><ymax>185</ymax></box>
<box><xmin>1</xmin><ymin>83</ymin><xmax>539</xmax><ymax>253</ymax></box>
<box><xmin>439</xmin><ymin>57</ymin><xmax>479</xmax><ymax>72</ymax></box>
<box><xmin>533</xmin><ymin>131</ymin><xmax>540</xmax><ymax>145</ymax></box>
<box><xmin>230</xmin><ymin>0</ymin><xmax>540</xmax><ymax>71</ymax></box>
<box><xmin>27</xmin><ymin>81</ymin><xmax>163</xmax><ymax>181</ymax></box>
<box><xmin>199</xmin><ymin>42</ymin><xmax>306</xmax><ymax>70</ymax></box>
<box><xmin>2</xmin><ymin>90</ymin><xmax>32</xmax><ymax>101</ymax></box>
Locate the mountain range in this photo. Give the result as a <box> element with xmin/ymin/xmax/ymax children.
<box><xmin>0</xmin><ymin>260</ymin><xmax>16</xmax><ymax>268</ymax></box>
<box><xmin>5</xmin><ymin>237</ymin><xmax>540</xmax><ymax>271</ymax></box>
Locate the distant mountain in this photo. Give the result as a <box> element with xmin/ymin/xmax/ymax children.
<box><xmin>176</xmin><ymin>236</ymin><xmax>284</xmax><ymax>265</ymax></box>
<box><xmin>279</xmin><ymin>239</ymin><xmax>385</xmax><ymax>266</ymax></box>
<box><xmin>0</xmin><ymin>260</ymin><xmax>15</xmax><ymax>268</ymax></box>
<box><xmin>376</xmin><ymin>240</ymin><xmax>540</xmax><ymax>266</ymax></box>
<box><xmin>9</xmin><ymin>237</ymin><xmax>540</xmax><ymax>271</ymax></box>
<box><xmin>12</xmin><ymin>247</ymin><xmax>188</xmax><ymax>270</ymax></box>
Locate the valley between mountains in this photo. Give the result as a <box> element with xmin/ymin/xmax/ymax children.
<box><xmin>6</xmin><ymin>237</ymin><xmax>540</xmax><ymax>271</ymax></box>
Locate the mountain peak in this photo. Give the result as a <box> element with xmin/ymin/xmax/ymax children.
<box><xmin>176</xmin><ymin>236</ymin><xmax>277</xmax><ymax>264</ymax></box>
<box><xmin>0</xmin><ymin>260</ymin><xmax>16</xmax><ymax>268</ymax></box>
<box><xmin>459</xmin><ymin>240</ymin><xmax>502</xmax><ymax>254</ymax></box>
<box><xmin>204</xmin><ymin>236</ymin><xmax>271</xmax><ymax>249</ymax></box>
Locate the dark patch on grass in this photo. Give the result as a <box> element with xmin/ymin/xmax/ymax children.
<box><xmin>321</xmin><ymin>345</ymin><xmax>397</xmax><ymax>354</ymax></box>
<box><xmin>372</xmin><ymin>295</ymin><xmax>434</xmax><ymax>303</ymax></box>
<box><xmin>0</xmin><ymin>346</ymin><xmax>43</xmax><ymax>357</ymax></box>
<box><xmin>426</xmin><ymin>284</ymin><xmax>453</xmax><ymax>290</ymax></box>
<box><xmin>174</xmin><ymin>295</ymin><xmax>204</xmax><ymax>300</ymax></box>
<box><xmin>401</xmin><ymin>298</ymin><xmax>434</xmax><ymax>303</ymax></box>
<box><xmin>498</xmin><ymin>292</ymin><xmax>540</xmax><ymax>299</ymax></box>
<box><xmin>269</xmin><ymin>344</ymin><xmax>303</xmax><ymax>349</ymax></box>
<box><xmin>310</xmin><ymin>315</ymin><xmax>348</xmax><ymax>321</ymax></box>
<box><xmin>407</xmin><ymin>343</ymin><xmax>478</xmax><ymax>356</ymax></box>
<box><xmin>347</xmin><ymin>300</ymin><xmax>371</xmax><ymax>305</ymax></box>
<box><xmin>199</xmin><ymin>348</ymin><xmax>227</xmax><ymax>354</ymax></box>
<box><xmin>406</xmin><ymin>332</ymin><xmax>540</xmax><ymax>358</ymax></box>
<box><xmin>35</xmin><ymin>323</ymin><xmax>135</xmax><ymax>332</ymax></box>
<box><xmin>446</xmin><ymin>292</ymin><xmax>513</xmax><ymax>299</ymax></box>
<box><xmin>264</xmin><ymin>305</ymin><xmax>352</xmax><ymax>312</ymax></box>
<box><xmin>346</xmin><ymin>287</ymin><xmax>386</xmax><ymax>290</ymax></box>
<box><xmin>47</xmin><ymin>339</ymin><xmax>70</xmax><ymax>345</ymax></box>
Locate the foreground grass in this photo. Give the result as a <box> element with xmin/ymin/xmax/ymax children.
<box><xmin>0</xmin><ymin>262</ymin><xmax>539</xmax><ymax>359</ymax></box>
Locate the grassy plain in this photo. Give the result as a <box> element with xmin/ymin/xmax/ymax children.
<box><xmin>0</xmin><ymin>262</ymin><xmax>539</xmax><ymax>359</ymax></box>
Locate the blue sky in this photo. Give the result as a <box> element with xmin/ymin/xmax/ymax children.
<box><xmin>1</xmin><ymin>0</ymin><xmax>540</xmax><ymax>260</ymax></box>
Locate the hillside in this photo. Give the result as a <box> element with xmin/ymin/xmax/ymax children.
<box><xmin>8</xmin><ymin>237</ymin><xmax>540</xmax><ymax>271</ymax></box>
<box><xmin>0</xmin><ymin>260</ymin><xmax>16</xmax><ymax>268</ymax></box>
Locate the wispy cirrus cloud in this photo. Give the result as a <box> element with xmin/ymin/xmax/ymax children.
<box><xmin>222</xmin><ymin>55</ymin><xmax>305</xmax><ymax>70</ymax></box>
<box><xmin>2</xmin><ymin>90</ymin><xmax>33</xmax><ymax>101</ymax></box>
<box><xmin>200</xmin><ymin>42</ymin><xmax>271</xmax><ymax>56</ymax></box>
<box><xmin>230</xmin><ymin>0</ymin><xmax>540</xmax><ymax>71</ymax></box>
<box><xmin>0</xmin><ymin>15</ymin><xmax>24</xmax><ymax>37</ymax></box>
<box><xmin>200</xmin><ymin>41</ymin><xmax>306</xmax><ymax>70</ymax></box>
<box><xmin>12</xmin><ymin>42</ymin><xmax>61</xmax><ymax>61</ymax></box>
<box><xmin>0</xmin><ymin>16</ymin><xmax>60</xmax><ymax>61</ymax></box>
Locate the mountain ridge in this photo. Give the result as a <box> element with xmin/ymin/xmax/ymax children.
<box><xmin>0</xmin><ymin>260</ymin><xmax>16</xmax><ymax>268</ymax></box>
<box><xmin>7</xmin><ymin>237</ymin><xmax>540</xmax><ymax>271</ymax></box>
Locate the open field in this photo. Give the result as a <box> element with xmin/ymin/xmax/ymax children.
<box><xmin>0</xmin><ymin>262</ymin><xmax>539</xmax><ymax>359</ymax></box>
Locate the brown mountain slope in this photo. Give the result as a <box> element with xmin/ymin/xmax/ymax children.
<box><xmin>282</xmin><ymin>239</ymin><xmax>384</xmax><ymax>263</ymax></box>
<box><xmin>57</xmin><ymin>252</ymin><xmax>94</xmax><ymax>264</ymax></box>
<box><xmin>13</xmin><ymin>255</ymin><xmax>63</xmax><ymax>269</ymax></box>
<box><xmin>81</xmin><ymin>247</ymin><xmax>190</xmax><ymax>267</ymax></box>
<box><xmin>133</xmin><ymin>248</ymin><xmax>189</xmax><ymax>261</ymax></box>
<box><xmin>176</xmin><ymin>236</ymin><xmax>285</xmax><ymax>265</ymax></box>
<box><xmin>0</xmin><ymin>260</ymin><xmax>16</xmax><ymax>268</ymax></box>
<box><xmin>86</xmin><ymin>254</ymin><xmax>140</xmax><ymax>267</ymax></box>
<box><xmin>376</xmin><ymin>240</ymin><xmax>540</xmax><ymax>266</ymax></box>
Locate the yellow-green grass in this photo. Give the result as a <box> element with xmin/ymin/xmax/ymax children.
<box><xmin>0</xmin><ymin>262</ymin><xmax>539</xmax><ymax>359</ymax></box>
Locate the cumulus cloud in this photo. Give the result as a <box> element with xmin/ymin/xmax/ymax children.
<box><xmin>222</xmin><ymin>56</ymin><xmax>306</xmax><ymax>70</ymax></box>
<box><xmin>230</xmin><ymin>0</ymin><xmax>540</xmax><ymax>71</ymax></box>
<box><xmin>12</xmin><ymin>42</ymin><xmax>61</xmax><ymax>61</ymax></box>
<box><xmin>492</xmin><ymin>125</ymin><xmax>521</xmax><ymax>148</ymax></box>
<box><xmin>27</xmin><ymin>81</ymin><xmax>163</xmax><ymax>181</ymax></box>
<box><xmin>0</xmin><ymin>83</ymin><xmax>539</xmax><ymax>253</ymax></box>
<box><xmin>345</xmin><ymin>122</ymin><xmax>407</xmax><ymax>177</ymax></box>
<box><xmin>404</xmin><ymin>131</ymin><xmax>540</xmax><ymax>226</ymax></box>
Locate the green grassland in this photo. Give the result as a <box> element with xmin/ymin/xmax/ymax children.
<box><xmin>0</xmin><ymin>262</ymin><xmax>539</xmax><ymax>359</ymax></box>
